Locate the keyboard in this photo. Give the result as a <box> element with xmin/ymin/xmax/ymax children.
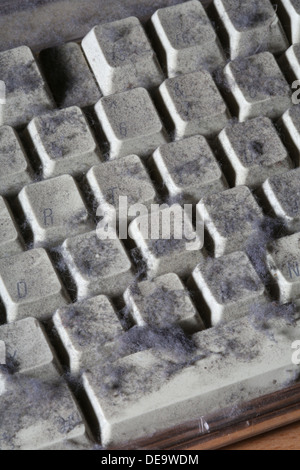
<box><xmin>1</xmin><ymin>0</ymin><xmax>300</xmax><ymax>450</ymax></box>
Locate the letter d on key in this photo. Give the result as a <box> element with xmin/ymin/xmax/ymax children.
<box><xmin>17</xmin><ymin>281</ymin><xmax>27</xmax><ymax>299</ymax></box>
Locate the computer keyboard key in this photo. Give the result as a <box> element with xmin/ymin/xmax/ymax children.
<box><xmin>280</xmin><ymin>44</ymin><xmax>300</xmax><ymax>82</ymax></box>
<box><xmin>0</xmin><ymin>126</ymin><xmax>33</xmax><ymax>197</ymax></box>
<box><xmin>61</xmin><ymin>231</ymin><xmax>134</xmax><ymax>300</ymax></box>
<box><xmin>18</xmin><ymin>175</ymin><xmax>93</xmax><ymax>248</ymax></box>
<box><xmin>128</xmin><ymin>204</ymin><xmax>204</xmax><ymax>278</ymax></box>
<box><xmin>267</xmin><ymin>232</ymin><xmax>300</xmax><ymax>302</ymax></box>
<box><xmin>124</xmin><ymin>272</ymin><xmax>204</xmax><ymax>333</ymax></box>
<box><xmin>190</xmin><ymin>251</ymin><xmax>267</xmax><ymax>326</ymax></box>
<box><xmin>150</xmin><ymin>135</ymin><xmax>228</xmax><ymax>203</ymax></box>
<box><xmin>213</xmin><ymin>0</ymin><xmax>288</xmax><ymax>60</ymax></box>
<box><xmin>0</xmin><ymin>196</ymin><xmax>24</xmax><ymax>259</ymax></box>
<box><xmin>26</xmin><ymin>106</ymin><xmax>102</xmax><ymax>179</ymax></box>
<box><xmin>159</xmin><ymin>70</ymin><xmax>230</xmax><ymax>140</ymax></box>
<box><xmin>82</xmin><ymin>17</ymin><xmax>164</xmax><ymax>96</ymax></box>
<box><xmin>82</xmin><ymin>315</ymin><xmax>300</xmax><ymax>447</ymax></box>
<box><xmin>216</xmin><ymin>117</ymin><xmax>293</xmax><ymax>188</ymax></box>
<box><xmin>261</xmin><ymin>168</ymin><xmax>300</xmax><ymax>233</ymax></box>
<box><xmin>0</xmin><ymin>374</ymin><xmax>87</xmax><ymax>450</ymax></box>
<box><xmin>95</xmin><ymin>87</ymin><xmax>168</xmax><ymax>160</ymax></box>
<box><xmin>224</xmin><ymin>52</ymin><xmax>292</xmax><ymax>121</ymax></box>
<box><xmin>277</xmin><ymin>0</ymin><xmax>300</xmax><ymax>43</ymax></box>
<box><xmin>86</xmin><ymin>155</ymin><xmax>156</xmax><ymax>219</ymax></box>
<box><xmin>39</xmin><ymin>42</ymin><xmax>102</xmax><ymax>109</ymax></box>
<box><xmin>0</xmin><ymin>248</ymin><xmax>69</xmax><ymax>322</ymax></box>
<box><xmin>0</xmin><ymin>46</ymin><xmax>55</xmax><ymax>128</ymax></box>
<box><xmin>197</xmin><ymin>185</ymin><xmax>263</xmax><ymax>257</ymax></box>
<box><xmin>0</xmin><ymin>340</ymin><xmax>5</xmax><ymax>365</ymax></box>
<box><xmin>53</xmin><ymin>296</ymin><xmax>123</xmax><ymax>374</ymax></box>
<box><xmin>151</xmin><ymin>0</ymin><xmax>225</xmax><ymax>76</ymax></box>
<box><xmin>0</xmin><ymin>317</ymin><xmax>59</xmax><ymax>379</ymax></box>
<box><xmin>278</xmin><ymin>105</ymin><xmax>300</xmax><ymax>166</ymax></box>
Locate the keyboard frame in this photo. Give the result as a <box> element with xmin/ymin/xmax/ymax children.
<box><xmin>1</xmin><ymin>0</ymin><xmax>300</xmax><ymax>451</ymax></box>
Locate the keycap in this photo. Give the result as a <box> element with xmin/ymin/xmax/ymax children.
<box><xmin>150</xmin><ymin>135</ymin><xmax>228</xmax><ymax>203</ymax></box>
<box><xmin>82</xmin><ymin>17</ymin><xmax>164</xmax><ymax>96</ymax></box>
<box><xmin>39</xmin><ymin>42</ymin><xmax>102</xmax><ymax>108</ymax></box>
<box><xmin>216</xmin><ymin>117</ymin><xmax>293</xmax><ymax>188</ymax></box>
<box><xmin>0</xmin><ymin>45</ymin><xmax>55</xmax><ymax>128</ymax></box>
<box><xmin>0</xmin><ymin>196</ymin><xmax>24</xmax><ymax>259</ymax></box>
<box><xmin>128</xmin><ymin>204</ymin><xmax>205</xmax><ymax>278</ymax></box>
<box><xmin>26</xmin><ymin>106</ymin><xmax>102</xmax><ymax>179</ymax></box>
<box><xmin>213</xmin><ymin>0</ymin><xmax>288</xmax><ymax>60</ymax></box>
<box><xmin>197</xmin><ymin>185</ymin><xmax>263</xmax><ymax>257</ymax></box>
<box><xmin>95</xmin><ymin>87</ymin><xmax>168</xmax><ymax>160</ymax></box>
<box><xmin>278</xmin><ymin>105</ymin><xmax>300</xmax><ymax>166</ymax></box>
<box><xmin>267</xmin><ymin>232</ymin><xmax>300</xmax><ymax>302</ymax></box>
<box><xmin>261</xmin><ymin>168</ymin><xmax>300</xmax><ymax>233</ymax></box>
<box><xmin>151</xmin><ymin>0</ymin><xmax>225</xmax><ymax>76</ymax></box>
<box><xmin>280</xmin><ymin>44</ymin><xmax>300</xmax><ymax>83</ymax></box>
<box><xmin>53</xmin><ymin>296</ymin><xmax>123</xmax><ymax>374</ymax></box>
<box><xmin>0</xmin><ymin>319</ymin><xmax>87</xmax><ymax>450</ymax></box>
<box><xmin>277</xmin><ymin>0</ymin><xmax>300</xmax><ymax>43</ymax></box>
<box><xmin>82</xmin><ymin>314</ymin><xmax>300</xmax><ymax>446</ymax></box>
<box><xmin>124</xmin><ymin>273</ymin><xmax>204</xmax><ymax>333</ymax></box>
<box><xmin>159</xmin><ymin>70</ymin><xmax>230</xmax><ymax>140</ymax></box>
<box><xmin>0</xmin><ymin>126</ymin><xmax>32</xmax><ymax>197</ymax></box>
<box><xmin>0</xmin><ymin>248</ymin><xmax>69</xmax><ymax>322</ymax></box>
<box><xmin>190</xmin><ymin>251</ymin><xmax>267</xmax><ymax>326</ymax></box>
<box><xmin>86</xmin><ymin>155</ymin><xmax>156</xmax><ymax>220</ymax></box>
<box><xmin>18</xmin><ymin>175</ymin><xmax>94</xmax><ymax>248</ymax></box>
<box><xmin>0</xmin><ymin>317</ymin><xmax>59</xmax><ymax>379</ymax></box>
<box><xmin>224</xmin><ymin>52</ymin><xmax>292</xmax><ymax>121</ymax></box>
<box><xmin>61</xmin><ymin>231</ymin><xmax>134</xmax><ymax>300</ymax></box>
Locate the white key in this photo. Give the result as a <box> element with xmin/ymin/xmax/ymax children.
<box><xmin>0</xmin><ymin>46</ymin><xmax>55</xmax><ymax>128</ymax></box>
<box><xmin>95</xmin><ymin>87</ymin><xmax>168</xmax><ymax>160</ymax></box>
<box><xmin>159</xmin><ymin>70</ymin><xmax>230</xmax><ymax>140</ymax></box>
<box><xmin>267</xmin><ymin>232</ymin><xmax>300</xmax><ymax>302</ymax></box>
<box><xmin>150</xmin><ymin>135</ymin><xmax>228</xmax><ymax>204</ymax></box>
<box><xmin>18</xmin><ymin>175</ymin><xmax>93</xmax><ymax>248</ymax></box>
<box><xmin>82</xmin><ymin>17</ymin><xmax>164</xmax><ymax>96</ymax></box>
<box><xmin>83</xmin><ymin>314</ymin><xmax>300</xmax><ymax>446</ymax></box>
<box><xmin>0</xmin><ymin>248</ymin><xmax>69</xmax><ymax>322</ymax></box>
<box><xmin>213</xmin><ymin>0</ymin><xmax>288</xmax><ymax>60</ymax></box>
<box><xmin>190</xmin><ymin>251</ymin><xmax>268</xmax><ymax>326</ymax></box>
<box><xmin>151</xmin><ymin>0</ymin><xmax>225</xmax><ymax>76</ymax></box>
<box><xmin>278</xmin><ymin>105</ymin><xmax>300</xmax><ymax>166</ymax></box>
<box><xmin>0</xmin><ymin>318</ymin><xmax>88</xmax><ymax>450</ymax></box>
<box><xmin>0</xmin><ymin>126</ymin><xmax>32</xmax><ymax>197</ymax></box>
<box><xmin>197</xmin><ymin>186</ymin><xmax>263</xmax><ymax>257</ymax></box>
<box><xmin>86</xmin><ymin>155</ymin><xmax>156</xmax><ymax>220</ymax></box>
<box><xmin>0</xmin><ymin>317</ymin><xmax>59</xmax><ymax>379</ymax></box>
<box><xmin>280</xmin><ymin>44</ymin><xmax>300</xmax><ymax>83</ymax></box>
<box><xmin>261</xmin><ymin>168</ymin><xmax>300</xmax><ymax>233</ymax></box>
<box><xmin>61</xmin><ymin>231</ymin><xmax>134</xmax><ymax>300</ymax></box>
<box><xmin>224</xmin><ymin>52</ymin><xmax>292</xmax><ymax>121</ymax></box>
<box><xmin>128</xmin><ymin>204</ymin><xmax>205</xmax><ymax>278</ymax></box>
<box><xmin>0</xmin><ymin>196</ymin><xmax>24</xmax><ymax>259</ymax></box>
<box><xmin>53</xmin><ymin>296</ymin><xmax>123</xmax><ymax>374</ymax></box>
<box><xmin>124</xmin><ymin>272</ymin><xmax>204</xmax><ymax>333</ymax></box>
<box><xmin>277</xmin><ymin>0</ymin><xmax>300</xmax><ymax>43</ymax></box>
<box><xmin>217</xmin><ymin>117</ymin><xmax>293</xmax><ymax>188</ymax></box>
<box><xmin>26</xmin><ymin>106</ymin><xmax>102</xmax><ymax>179</ymax></box>
<box><xmin>39</xmin><ymin>42</ymin><xmax>102</xmax><ymax>108</ymax></box>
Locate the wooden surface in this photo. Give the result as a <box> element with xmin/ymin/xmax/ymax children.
<box><xmin>186</xmin><ymin>421</ymin><xmax>300</xmax><ymax>450</ymax></box>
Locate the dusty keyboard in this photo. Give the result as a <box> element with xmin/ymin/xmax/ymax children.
<box><xmin>1</xmin><ymin>0</ymin><xmax>300</xmax><ymax>450</ymax></box>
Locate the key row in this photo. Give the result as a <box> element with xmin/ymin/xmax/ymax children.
<box><xmin>2</xmin><ymin>100</ymin><xmax>300</xmax><ymax>204</ymax></box>
<box><xmin>2</xmin><ymin>298</ymin><xmax>299</xmax><ymax>449</ymax></box>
